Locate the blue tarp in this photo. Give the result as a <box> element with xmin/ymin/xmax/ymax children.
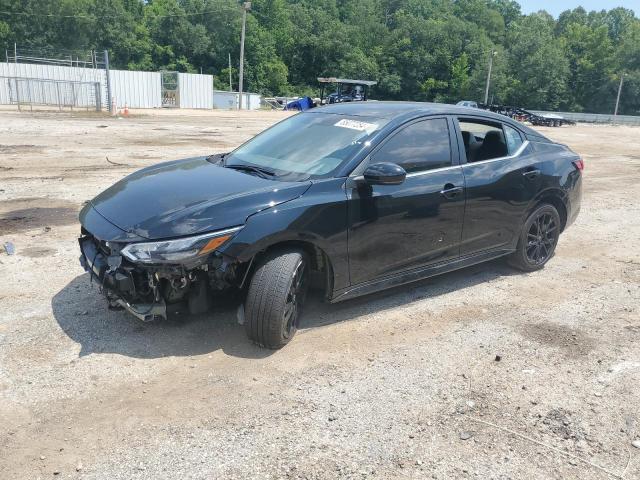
<box><xmin>285</xmin><ymin>96</ymin><xmax>313</xmax><ymax>111</ymax></box>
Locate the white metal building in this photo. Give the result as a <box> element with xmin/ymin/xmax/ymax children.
<box><xmin>0</xmin><ymin>62</ymin><xmax>255</xmax><ymax>110</ymax></box>
<box><xmin>213</xmin><ymin>90</ymin><xmax>262</xmax><ymax>110</ymax></box>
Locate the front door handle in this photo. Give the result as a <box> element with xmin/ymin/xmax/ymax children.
<box><xmin>440</xmin><ymin>184</ymin><xmax>463</xmax><ymax>200</ymax></box>
<box><xmin>522</xmin><ymin>169</ymin><xmax>540</xmax><ymax>180</ymax></box>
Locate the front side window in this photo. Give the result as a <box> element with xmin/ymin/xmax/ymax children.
<box><xmin>371</xmin><ymin>118</ymin><xmax>451</xmax><ymax>174</ymax></box>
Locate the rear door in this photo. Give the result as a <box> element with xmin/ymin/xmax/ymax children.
<box><xmin>346</xmin><ymin>117</ymin><xmax>466</xmax><ymax>285</ymax></box>
<box><xmin>454</xmin><ymin>117</ymin><xmax>541</xmax><ymax>255</ymax></box>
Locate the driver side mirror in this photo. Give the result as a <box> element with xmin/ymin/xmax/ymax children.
<box><xmin>363</xmin><ymin>162</ymin><xmax>407</xmax><ymax>186</ymax></box>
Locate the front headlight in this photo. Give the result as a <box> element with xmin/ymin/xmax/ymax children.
<box><xmin>121</xmin><ymin>226</ymin><xmax>242</xmax><ymax>264</ymax></box>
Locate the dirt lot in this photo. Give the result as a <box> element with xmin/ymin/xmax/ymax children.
<box><xmin>0</xmin><ymin>107</ymin><xmax>639</xmax><ymax>480</ymax></box>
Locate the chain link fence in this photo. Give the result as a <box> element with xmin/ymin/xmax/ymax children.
<box><xmin>2</xmin><ymin>76</ymin><xmax>102</xmax><ymax>111</ymax></box>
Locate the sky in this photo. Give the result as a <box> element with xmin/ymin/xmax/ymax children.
<box><xmin>518</xmin><ymin>0</ymin><xmax>638</xmax><ymax>17</ymax></box>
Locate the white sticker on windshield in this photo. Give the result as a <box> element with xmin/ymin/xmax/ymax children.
<box><xmin>334</xmin><ymin>119</ymin><xmax>377</xmax><ymax>133</ymax></box>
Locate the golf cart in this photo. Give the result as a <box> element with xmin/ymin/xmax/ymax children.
<box><xmin>318</xmin><ymin>77</ymin><xmax>377</xmax><ymax>105</ymax></box>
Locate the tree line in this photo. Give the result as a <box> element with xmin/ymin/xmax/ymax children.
<box><xmin>1</xmin><ymin>0</ymin><xmax>638</xmax><ymax>114</ymax></box>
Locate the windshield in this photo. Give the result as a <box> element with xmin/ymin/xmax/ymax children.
<box><xmin>225</xmin><ymin>112</ymin><xmax>388</xmax><ymax>181</ymax></box>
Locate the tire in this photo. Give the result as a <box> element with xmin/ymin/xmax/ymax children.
<box><xmin>507</xmin><ymin>204</ymin><xmax>561</xmax><ymax>272</ymax></box>
<box><xmin>244</xmin><ymin>249</ymin><xmax>307</xmax><ymax>349</ymax></box>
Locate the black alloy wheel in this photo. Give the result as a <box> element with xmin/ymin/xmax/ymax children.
<box><xmin>508</xmin><ymin>204</ymin><xmax>561</xmax><ymax>272</ymax></box>
<box><xmin>526</xmin><ymin>211</ymin><xmax>557</xmax><ymax>265</ymax></box>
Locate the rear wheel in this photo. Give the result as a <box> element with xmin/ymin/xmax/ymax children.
<box><xmin>244</xmin><ymin>249</ymin><xmax>307</xmax><ymax>349</ymax></box>
<box><xmin>508</xmin><ymin>204</ymin><xmax>561</xmax><ymax>272</ymax></box>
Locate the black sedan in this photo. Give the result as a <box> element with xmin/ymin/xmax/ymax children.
<box><xmin>79</xmin><ymin>102</ymin><xmax>583</xmax><ymax>348</ymax></box>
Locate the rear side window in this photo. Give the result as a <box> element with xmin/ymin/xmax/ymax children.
<box><xmin>504</xmin><ymin>125</ymin><xmax>523</xmax><ymax>154</ymax></box>
<box><xmin>458</xmin><ymin>119</ymin><xmax>506</xmax><ymax>163</ymax></box>
<box><xmin>372</xmin><ymin>118</ymin><xmax>451</xmax><ymax>173</ymax></box>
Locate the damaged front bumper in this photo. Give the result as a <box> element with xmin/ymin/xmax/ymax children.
<box><xmin>79</xmin><ymin>236</ymin><xmax>169</xmax><ymax>321</ymax></box>
<box><xmin>79</xmin><ymin>233</ymin><xmax>244</xmax><ymax>322</ymax></box>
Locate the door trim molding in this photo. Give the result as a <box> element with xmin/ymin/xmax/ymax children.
<box><xmin>398</xmin><ymin>141</ymin><xmax>530</xmax><ymax>178</ymax></box>
<box><xmin>330</xmin><ymin>247</ymin><xmax>514</xmax><ymax>303</ymax></box>
<box><xmin>406</xmin><ymin>164</ymin><xmax>463</xmax><ymax>177</ymax></box>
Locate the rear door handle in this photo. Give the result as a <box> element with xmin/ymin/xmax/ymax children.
<box><xmin>440</xmin><ymin>184</ymin><xmax>463</xmax><ymax>200</ymax></box>
<box><xmin>522</xmin><ymin>169</ymin><xmax>540</xmax><ymax>179</ymax></box>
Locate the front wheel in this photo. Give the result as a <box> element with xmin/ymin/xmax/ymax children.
<box><xmin>507</xmin><ymin>204</ymin><xmax>561</xmax><ymax>272</ymax></box>
<box><xmin>244</xmin><ymin>249</ymin><xmax>307</xmax><ymax>349</ymax></box>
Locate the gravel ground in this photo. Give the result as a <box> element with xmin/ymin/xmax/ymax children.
<box><xmin>0</xmin><ymin>108</ymin><xmax>639</xmax><ymax>480</ymax></box>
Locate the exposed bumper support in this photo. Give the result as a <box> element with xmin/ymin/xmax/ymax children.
<box><xmin>112</xmin><ymin>297</ymin><xmax>167</xmax><ymax>322</ymax></box>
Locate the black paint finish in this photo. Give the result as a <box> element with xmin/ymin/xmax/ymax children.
<box><xmin>79</xmin><ymin>102</ymin><xmax>582</xmax><ymax>302</ymax></box>
<box><xmin>459</xmin><ymin>143</ymin><xmax>542</xmax><ymax>255</ymax></box>
<box><xmin>84</xmin><ymin>156</ymin><xmax>311</xmax><ymax>240</ymax></box>
<box><xmin>346</xmin><ymin>167</ymin><xmax>466</xmax><ymax>285</ymax></box>
<box><xmin>363</xmin><ymin>162</ymin><xmax>407</xmax><ymax>185</ymax></box>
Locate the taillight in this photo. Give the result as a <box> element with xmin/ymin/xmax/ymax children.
<box><xmin>573</xmin><ymin>159</ymin><xmax>584</xmax><ymax>171</ymax></box>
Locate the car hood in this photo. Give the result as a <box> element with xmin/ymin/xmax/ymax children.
<box><xmin>88</xmin><ymin>156</ymin><xmax>311</xmax><ymax>240</ymax></box>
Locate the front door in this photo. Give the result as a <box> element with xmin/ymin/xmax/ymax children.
<box><xmin>347</xmin><ymin>117</ymin><xmax>466</xmax><ymax>286</ymax></box>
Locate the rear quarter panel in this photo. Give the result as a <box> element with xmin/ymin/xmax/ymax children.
<box><xmin>526</xmin><ymin>140</ymin><xmax>582</xmax><ymax>231</ymax></box>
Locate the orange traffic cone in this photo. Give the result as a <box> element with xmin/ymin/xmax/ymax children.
<box><xmin>123</xmin><ymin>103</ymin><xmax>129</xmax><ymax>116</ymax></box>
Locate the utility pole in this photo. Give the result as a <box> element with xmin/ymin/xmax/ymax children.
<box><xmin>238</xmin><ymin>2</ymin><xmax>251</xmax><ymax>110</ymax></box>
<box><xmin>104</xmin><ymin>50</ymin><xmax>112</xmax><ymax>114</ymax></box>
<box><xmin>484</xmin><ymin>50</ymin><xmax>496</xmax><ymax>105</ymax></box>
<box><xmin>614</xmin><ymin>72</ymin><xmax>626</xmax><ymax>116</ymax></box>
<box><xmin>228</xmin><ymin>53</ymin><xmax>233</xmax><ymax>91</ymax></box>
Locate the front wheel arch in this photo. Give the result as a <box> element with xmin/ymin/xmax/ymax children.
<box><xmin>241</xmin><ymin>240</ymin><xmax>335</xmax><ymax>301</ymax></box>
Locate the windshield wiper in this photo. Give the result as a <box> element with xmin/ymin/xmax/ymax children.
<box><xmin>224</xmin><ymin>163</ymin><xmax>277</xmax><ymax>179</ymax></box>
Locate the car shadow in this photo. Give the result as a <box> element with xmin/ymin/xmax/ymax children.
<box><xmin>52</xmin><ymin>259</ymin><xmax>517</xmax><ymax>360</ymax></box>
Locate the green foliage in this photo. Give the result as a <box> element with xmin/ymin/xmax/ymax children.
<box><xmin>0</xmin><ymin>1</ymin><xmax>639</xmax><ymax>114</ymax></box>
<box><xmin>504</xmin><ymin>13</ymin><xmax>569</xmax><ymax>109</ymax></box>
<box><xmin>0</xmin><ymin>20</ymin><xmax>10</xmax><ymax>46</ymax></box>
<box><xmin>450</xmin><ymin>52</ymin><xmax>470</xmax><ymax>99</ymax></box>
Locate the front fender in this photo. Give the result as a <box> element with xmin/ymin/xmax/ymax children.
<box><xmin>218</xmin><ymin>179</ymin><xmax>350</xmax><ymax>291</ymax></box>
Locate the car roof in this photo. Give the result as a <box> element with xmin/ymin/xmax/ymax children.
<box><xmin>311</xmin><ymin>101</ymin><xmax>541</xmax><ymax>136</ymax></box>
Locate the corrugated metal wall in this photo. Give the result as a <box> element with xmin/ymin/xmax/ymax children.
<box><xmin>213</xmin><ymin>90</ymin><xmax>262</xmax><ymax>110</ymax></box>
<box><xmin>109</xmin><ymin>69</ymin><xmax>161</xmax><ymax>108</ymax></box>
<box><xmin>178</xmin><ymin>72</ymin><xmax>213</xmax><ymax>109</ymax></box>
<box><xmin>212</xmin><ymin>90</ymin><xmax>237</xmax><ymax>110</ymax></box>
<box><xmin>0</xmin><ymin>62</ymin><xmax>216</xmax><ymax>110</ymax></box>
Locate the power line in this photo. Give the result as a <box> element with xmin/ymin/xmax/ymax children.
<box><xmin>0</xmin><ymin>7</ymin><xmax>240</xmax><ymax>20</ymax></box>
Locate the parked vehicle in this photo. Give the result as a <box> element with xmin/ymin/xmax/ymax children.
<box><xmin>477</xmin><ymin>103</ymin><xmax>576</xmax><ymax>127</ymax></box>
<box><xmin>79</xmin><ymin>102</ymin><xmax>583</xmax><ymax>348</ymax></box>
<box><xmin>527</xmin><ymin>112</ymin><xmax>573</xmax><ymax>127</ymax></box>
<box><xmin>318</xmin><ymin>77</ymin><xmax>377</xmax><ymax>104</ymax></box>
<box><xmin>456</xmin><ymin>100</ymin><xmax>478</xmax><ymax>108</ymax></box>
